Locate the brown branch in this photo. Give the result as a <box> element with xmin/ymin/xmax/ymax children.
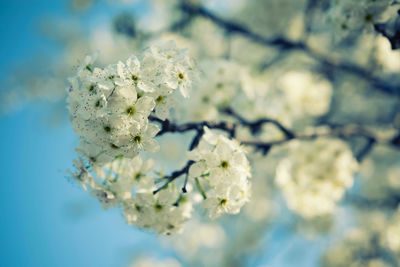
<box><xmin>222</xmin><ymin>107</ymin><xmax>295</xmax><ymax>139</ymax></box>
<box><xmin>149</xmin><ymin>115</ymin><xmax>236</xmax><ymax>138</ymax></box>
<box><xmin>240</xmin><ymin>124</ymin><xmax>399</xmax><ymax>158</ymax></box>
<box><xmin>150</xmin><ymin>114</ymin><xmax>399</xmax><ymax>194</ymax></box>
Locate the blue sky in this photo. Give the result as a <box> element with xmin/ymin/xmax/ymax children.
<box><xmin>0</xmin><ymin>1</ymin><xmax>164</xmax><ymax>266</ymax></box>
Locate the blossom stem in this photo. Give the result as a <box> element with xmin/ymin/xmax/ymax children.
<box><xmin>195</xmin><ymin>177</ymin><xmax>207</xmax><ymax>200</ymax></box>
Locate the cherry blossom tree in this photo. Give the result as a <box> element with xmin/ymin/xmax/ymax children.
<box><xmin>2</xmin><ymin>0</ymin><xmax>400</xmax><ymax>266</ymax></box>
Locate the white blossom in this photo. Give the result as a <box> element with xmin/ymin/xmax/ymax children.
<box><xmin>382</xmin><ymin>205</ymin><xmax>400</xmax><ymax>253</ymax></box>
<box><xmin>188</xmin><ymin>127</ymin><xmax>251</xmax><ymax>219</ymax></box>
<box><xmin>67</xmin><ymin>41</ymin><xmax>196</xmax><ymax>160</ymax></box>
<box><xmin>69</xmin><ymin>154</ymin><xmax>193</xmax><ymax>234</ymax></box>
<box><xmin>276</xmin><ymin>138</ymin><xmax>358</xmax><ymax>218</ymax></box>
<box><xmin>325</xmin><ymin>0</ymin><xmax>392</xmax><ymax>39</ymax></box>
<box><xmin>122</xmin><ymin>187</ymin><xmax>193</xmax><ymax>235</ymax></box>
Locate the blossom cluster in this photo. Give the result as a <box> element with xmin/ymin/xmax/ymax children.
<box><xmin>321</xmin><ymin>207</ymin><xmax>400</xmax><ymax>267</ymax></box>
<box><xmin>69</xmin><ymin>155</ymin><xmax>193</xmax><ymax>235</ymax></box>
<box><xmin>67</xmin><ymin>41</ymin><xmax>195</xmax><ymax>164</ymax></box>
<box><xmin>188</xmin><ymin>127</ymin><xmax>251</xmax><ymax>219</ymax></box>
<box><xmin>276</xmin><ymin>138</ymin><xmax>358</xmax><ymax>218</ymax></box>
<box><xmin>68</xmin><ymin>128</ymin><xmax>253</xmax><ymax>234</ymax></box>
<box><xmin>325</xmin><ymin>0</ymin><xmax>393</xmax><ymax>38</ymax></box>
<box><xmin>186</xmin><ymin>59</ymin><xmax>252</xmax><ymax>122</ymax></box>
<box><xmin>382</xmin><ymin>205</ymin><xmax>400</xmax><ymax>254</ymax></box>
<box><xmin>67</xmin><ymin>43</ymin><xmax>255</xmax><ymax>233</ymax></box>
<box><xmin>277</xmin><ymin>71</ymin><xmax>332</xmax><ymax>118</ymax></box>
<box><xmin>322</xmin><ymin>227</ymin><xmax>390</xmax><ymax>267</ymax></box>
<box><xmin>122</xmin><ymin>189</ymin><xmax>192</xmax><ymax>235</ymax></box>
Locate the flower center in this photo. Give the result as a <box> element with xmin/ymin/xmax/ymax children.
<box><xmin>220</xmin><ymin>160</ymin><xmax>229</xmax><ymax>169</ymax></box>
<box><xmin>156</xmin><ymin>95</ymin><xmax>164</xmax><ymax>104</ymax></box>
<box><xmin>133</xmin><ymin>135</ymin><xmax>141</xmax><ymax>143</ymax></box>
<box><xmin>216</xmin><ymin>82</ymin><xmax>224</xmax><ymax>89</ymax></box>
<box><xmin>364</xmin><ymin>14</ymin><xmax>373</xmax><ymax>22</ymax></box>
<box><xmin>95</xmin><ymin>99</ymin><xmax>102</xmax><ymax>108</ymax></box>
<box><xmin>126</xmin><ymin>106</ymin><xmax>135</xmax><ymax>116</ymax></box>
<box><xmin>202</xmin><ymin>96</ymin><xmax>210</xmax><ymax>103</ymax></box>
<box><xmin>88</xmin><ymin>84</ymin><xmax>95</xmax><ymax>92</ymax></box>
<box><xmin>131</xmin><ymin>74</ymin><xmax>139</xmax><ymax>81</ymax></box>
<box><xmin>155</xmin><ymin>204</ymin><xmax>163</xmax><ymax>211</ymax></box>
<box><xmin>220</xmin><ymin>199</ymin><xmax>228</xmax><ymax>207</ymax></box>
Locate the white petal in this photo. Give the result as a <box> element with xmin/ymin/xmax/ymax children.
<box><xmin>143</xmin><ymin>139</ymin><xmax>160</xmax><ymax>153</ymax></box>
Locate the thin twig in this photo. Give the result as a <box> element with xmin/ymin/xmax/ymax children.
<box><xmin>182</xmin><ymin>173</ymin><xmax>189</xmax><ymax>193</ymax></box>
<box><xmin>153</xmin><ymin>160</ymin><xmax>195</xmax><ymax>194</ymax></box>
<box><xmin>356</xmin><ymin>137</ymin><xmax>376</xmax><ymax>162</ymax></box>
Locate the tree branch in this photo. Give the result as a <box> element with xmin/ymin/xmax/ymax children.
<box><xmin>149</xmin><ymin>115</ymin><xmax>236</xmax><ymax>138</ymax></box>
<box><xmin>153</xmin><ymin>160</ymin><xmax>195</xmax><ymax>194</ymax></box>
<box><xmin>222</xmin><ymin>107</ymin><xmax>295</xmax><ymax>139</ymax></box>
<box><xmin>241</xmin><ymin>124</ymin><xmax>399</xmax><ymax>159</ymax></box>
<box><xmin>150</xmin><ymin>113</ymin><xmax>399</xmax><ymax>194</ymax></box>
<box><xmin>179</xmin><ymin>2</ymin><xmax>400</xmax><ymax>95</ymax></box>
